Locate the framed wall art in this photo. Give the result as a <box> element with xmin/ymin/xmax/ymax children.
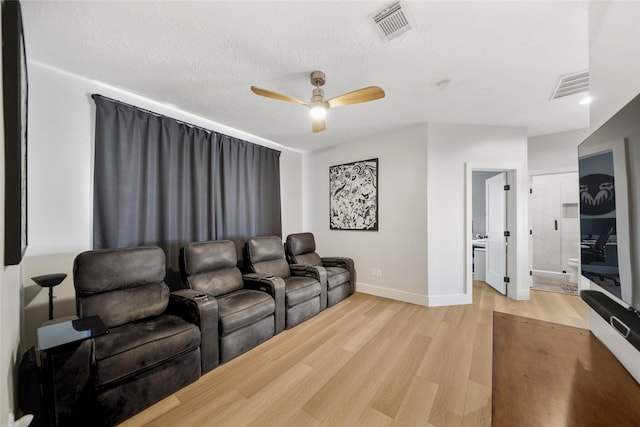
<box><xmin>329</xmin><ymin>158</ymin><xmax>378</xmax><ymax>231</ymax></box>
<box><xmin>3</xmin><ymin>0</ymin><xmax>29</xmax><ymax>265</ymax></box>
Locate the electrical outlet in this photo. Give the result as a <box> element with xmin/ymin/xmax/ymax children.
<box><xmin>371</xmin><ymin>268</ymin><xmax>382</xmax><ymax>277</ymax></box>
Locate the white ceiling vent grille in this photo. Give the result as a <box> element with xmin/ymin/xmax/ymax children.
<box><xmin>370</xmin><ymin>2</ymin><xmax>413</xmax><ymax>42</ymax></box>
<box><xmin>551</xmin><ymin>71</ymin><xmax>589</xmax><ymax>100</ymax></box>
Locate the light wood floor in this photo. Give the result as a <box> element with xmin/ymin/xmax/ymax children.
<box><xmin>119</xmin><ymin>282</ymin><xmax>589</xmax><ymax>427</ymax></box>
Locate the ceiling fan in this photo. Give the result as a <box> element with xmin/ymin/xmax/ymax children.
<box><xmin>251</xmin><ymin>71</ymin><xmax>385</xmax><ymax>133</ymax></box>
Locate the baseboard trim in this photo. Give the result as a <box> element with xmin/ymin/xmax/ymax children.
<box><xmin>356</xmin><ymin>282</ymin><xmax>428</xmax><ymax>306</ymax></box>
<box><xmin>517</xmin><ymin>288</ymin><xmax>531</xmax><ymax>300</ymax></box>
<box><xmin>532</xmin><ymin>269</ymin><xmax>569</xmax><ymax>279</ymax></box>
<box><xmin>427</xmin><ymin>293</ymin><xmax>472</xmax><ymax>307</ymax></box>
<box><xmin>356</xmin><ymin>284</ymin><xmax>487</xmax><ymax>307</ymax></box>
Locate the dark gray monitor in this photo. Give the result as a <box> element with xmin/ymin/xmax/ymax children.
<box><xmin>578</xmin><ymin>93</ymin><xmax>640</xmax><ymax>310</ymax></box>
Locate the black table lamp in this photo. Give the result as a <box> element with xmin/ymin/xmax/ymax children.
<box><xmin>31</xmin><ymin>273</ymin><xmax>67</xmax><ymax>320</ymax></box>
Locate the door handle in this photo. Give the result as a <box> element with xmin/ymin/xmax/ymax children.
<box><xmin>554</xmin><ymin>220</ymin><xmax>558</xmax><ymax>231</ymax></box>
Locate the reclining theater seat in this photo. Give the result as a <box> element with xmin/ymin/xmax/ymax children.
<box><xmin>53</xmin><ymin>246</ymin><xmax>213</xmax><ymax>427</ymax></box>
<box><xmin>285</xmin><ymin>232</ymin><xmax>355</xmax><ymax>309</ymax></box>
<box><xmin>181</xmin><ymin>240</ymin><xmax>285</xmax><ymax>363</ymax></box>
<box><xmin>244</xmin><ymin>235</ymin><xmax>323</xmax><ymax>329</ymax></box>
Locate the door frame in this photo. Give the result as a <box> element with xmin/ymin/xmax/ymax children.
<box><xmin>466</xmin><ymin>162</ymin><xmax>528</xmax><ymax>300</ymax></box>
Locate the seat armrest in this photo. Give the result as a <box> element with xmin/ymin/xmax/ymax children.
<box><xmin>169</xmin><ymin>289</ymin><xmax>219</xmax><ymax>373</ymax></box>
<box><xmin>289</xmin><ymin>264</ymin><xmax>328</xmax><ymax>310</ymax></box>
<box><xmin>243</xmin><ymin>273</ymin><xmax>286</xmax><ymax>334</ymax></box>
<box><xmin>321</xmin><ymin>257</ymin><xmax>356</xmax><ymax>295</ymax></box>
<box><xmin>320</xmin><ymin>256</ymin><xmax>350</xmax><ymax>268</ymax></box>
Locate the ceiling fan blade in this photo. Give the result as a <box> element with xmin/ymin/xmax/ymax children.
<box><xmin>312</xmin><ymin>117</ymin><xmax>326</xmax><ymax>133</ymax></box>
<box><xmin>250</xmin><ymin>86</ymin><xmax>307</xmax><ymax>106</ymax></box>
<box><xmin>328</xmin><ymin>86</ymin><xmax>385</xmax><ymax>108</ymax></box>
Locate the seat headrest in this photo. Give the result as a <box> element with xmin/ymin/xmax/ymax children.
<box><xmin>286</xmin><ymin>232</ymin><xmax>316</xmax><ymax>256</ymax></box>
<box><xmin>74</xmin><ymin>246</ymin><xmax>165</xmax><ymax>294</ymax></box>
<box><xmin>182</xmin><ymin>240</ymin><xmax>237</xmax><ymax>276</ymax></box>
<box><xmin>246</xmin><ymin>235</ymin><xmax>285</xmax><ymax>264</ymax></box>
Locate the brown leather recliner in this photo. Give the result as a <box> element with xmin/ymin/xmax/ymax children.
<box><xmin>48</xmin><ymin>246</ymin><xmax>216</xmax><ymax>427</ymax></box>
<box><xmin>180</xmin><ymin>240</ymin><xmax>285</xmax><ymax>363</ymax></box>
<box><xmin>244</xmin><ymin>235</ymin><xmax>323</xmax><ymax>329</ymax></box>
<box><xmin>285</xmin><ymin>232</ymin><xmax>355</xmax><ymax>309</ymax></box>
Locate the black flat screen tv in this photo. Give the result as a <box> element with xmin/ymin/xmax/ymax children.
<box><xmin>578</xmin><ymin>93</ymin><xmax>640</xmax><ymax>312</ymax></box>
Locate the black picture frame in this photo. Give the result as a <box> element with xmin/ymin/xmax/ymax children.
<box><xmin>3</xmin><ymin>0</ymin><xmax>29</xmax><ymax>265</ymax></box>
<box><xmin>329</xmin><ymin>158</ymin><xmax>378</xmax><ymax>231</ymax></box>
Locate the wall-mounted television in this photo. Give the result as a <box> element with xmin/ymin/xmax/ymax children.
<box><xmin>578</xmin><ymin>93</ymin><xmax>640</xmax><ymax>312</ymax></box>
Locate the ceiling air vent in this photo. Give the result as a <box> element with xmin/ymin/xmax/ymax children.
<box><xmin>370</xmin><ymin>2</ymin><xmax>413</xmax><ymax>42</ymax></box>
<box><xmin>551</xmin><ymin>70</ymin><xmax>589</xmax><ymax>100</ymax></box>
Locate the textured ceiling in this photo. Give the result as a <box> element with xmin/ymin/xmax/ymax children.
<box><xmin>21</xmin><ymin>1</ymin><xmax>590</xmax><ymax>152</ymax></box>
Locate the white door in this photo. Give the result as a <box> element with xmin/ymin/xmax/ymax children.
<box><xmin>486</xmin><ymin>173</ymin><xmax>507</xmax><ymax>294</ymax></box>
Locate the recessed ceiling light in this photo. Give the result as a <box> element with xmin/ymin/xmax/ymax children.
<box><xmin>579</xmin><ymin>96</ymin><xmax>592</xmax><ymax>105</ymax></box>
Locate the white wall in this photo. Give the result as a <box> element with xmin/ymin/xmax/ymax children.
<box><xmin>21</xmin><ymin>62</ymin><xmax>303</xmax><ymax>350</ymax></box>
<box><xmin>303</xmin><ymin>122</ymin><xmax>529</xmax><ymax>306</ymax></box>
<box><xmin>588</xmin><ymin>1</ymin><xmax>640</xmax><ymax>131</ymax></box>
<box><xmin>303</xmin><ymin>124</ymin><xmax>429</xmax><ymax>305</ymax></box>
<box><xmin>428</xmin><ymin>123</ymin><xmax>529</xmax><ymax>304</ymax></box>
<box><xmin>0</xmin><ymin>268</ymin><xmax>21</xmax><ymax>427</ymax></box>
<box><xmin>528</xmin><ymin>128</ymin><xmax>591</xmax><ymax>174</ymax></box>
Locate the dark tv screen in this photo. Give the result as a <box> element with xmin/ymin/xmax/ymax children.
<box><xmin>577</xmin><ymin>93</ymin><xmax>640</xmax><ymax>310</ymax></box>
<box><xmin>579</xmin><ymin>151</ymin><xmax>621</xmax><ymax>299</ymax></box>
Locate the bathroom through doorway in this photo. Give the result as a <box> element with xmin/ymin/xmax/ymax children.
<box><xmin>530</xmin><ymin>171</ymin><xmax>580</xmax><ymax>294</ymax></box>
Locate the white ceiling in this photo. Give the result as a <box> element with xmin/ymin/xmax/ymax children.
<box><xmin>21</xmin><ymin>1</ymin><xmax>590</xmax><ymax>152</ymax></box>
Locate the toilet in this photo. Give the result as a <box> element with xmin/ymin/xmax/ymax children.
<box><xmin>567</xmin><ymin>257</ymin><xmax>580</xmax><ymax>284</ymax></box>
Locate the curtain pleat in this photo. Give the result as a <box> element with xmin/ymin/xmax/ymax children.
<box><xmin>92</xmin><ymin>95</ymin><xmax>281</xmax><ymax>287</ymax></box>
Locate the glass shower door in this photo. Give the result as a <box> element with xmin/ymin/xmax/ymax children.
<box><xmin>531</xmin><ymin>173</ymin><xmax>580</xmax><ymax>273</ymax></box>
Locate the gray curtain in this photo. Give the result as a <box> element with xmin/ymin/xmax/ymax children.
<box><xmin>92</xmin><ymin>95</ymin><xmax>281</xmax><ymax>286</ymax></box>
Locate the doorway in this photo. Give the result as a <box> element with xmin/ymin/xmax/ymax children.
<box><xmin>466</xmin><ymin>167</ymin><xmax>530</xmax><ymax>300</ymax></box>
<box><xmin>530</xmin><ymin>171</ymin><xmax>580</xmax><ymax>294</ymax></box>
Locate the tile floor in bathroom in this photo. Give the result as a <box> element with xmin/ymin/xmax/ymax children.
<box><xmin>531</xmin><ymin>272</ymin><xmax>578</xmax><ymax>295</ymax></box>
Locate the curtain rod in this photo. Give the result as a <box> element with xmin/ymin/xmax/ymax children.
<box><xmin>91</xmin><ymin>93</ymin><xmax>281</xmax><ymax>154</ymax></box>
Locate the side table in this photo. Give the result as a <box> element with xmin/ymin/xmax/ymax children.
<box><xmin>37</xmin><ymin>316</ymin><xmax>108</xmax><ymax>351</ymax></box>
<box><xmin>37</xmin><ymin>316</ymin><xmax>108</xmax><ymax>426</ymax></box>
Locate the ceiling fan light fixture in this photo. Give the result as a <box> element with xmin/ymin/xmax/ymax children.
<box><xmin>309</xmin><ymin>105</ymin><xmax>327</xmax><ymax>119</ymax></box>
<box><xmin>250</xmin><ymin>70</ymin><xmax>384</xmax><ymax>133</ymax></box>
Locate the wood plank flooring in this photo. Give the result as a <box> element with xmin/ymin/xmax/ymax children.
<box><xmin>492</xmin><ymin>312</ymin><xmax>640</xmax><ymax>426</ymax></box>
<box><xmin>119</xmin><ymin>282</ymin><xmax>590</xmax><ymax>427</ymax></box>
